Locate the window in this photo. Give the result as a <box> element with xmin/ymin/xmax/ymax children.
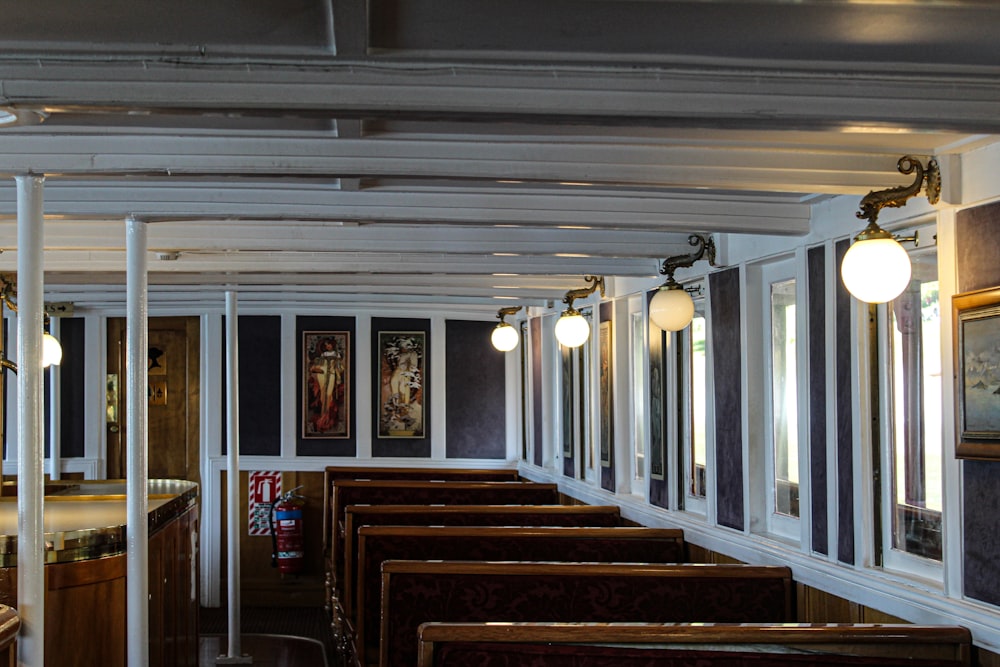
<box><xmin>681</xmin><ymin>307</ymin><xmax>708</xmax><ymax>510</ymax></box>
<box><xmin>579</xmin><ymin>312</ymin><xmax>594</xmax><ymax>479</ymax></box>
<box><xmin>519</xmin><ymin>321</ymin><xmax>530</xmax><ymax>462</ymax></box>
<box><xmin>629</xmin><ymin>309</ymin><xmax>646</xmax><ymax>492</ymax></box>
<box><xmin>756</xmin><ymin>258</ymin><xmax>803</xmax><ymax>542</ymax></box>
<box><xmin>770</xmin><ymin>278</ymin><xmax>799</xmax><ymax>521</ymax></box>
<box><xmin>881</xmin><ymin>240</ymin><xmax>943</xmax><ymax>574</ymax></box>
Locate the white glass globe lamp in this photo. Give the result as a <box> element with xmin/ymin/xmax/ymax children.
<box><xmin>840</xmin><ymin>225</ymin><xmax>912</xmax><ymax>304</ymax></box>
<box><xmin>491</xmin><ymin>322</ymin><xmax>519</xmax><ymax>352</ymax></box>
<box><xmin>554</xmin><ymin>309</ymin><xmax>590</xmax><ymax>348</ymax></box>
<box><xmin>42</xmin><ymin>332</ymin><xmax>63</xmax><ymax>367</ymax></box>
<box><xmin>649</xmin><ymin>284</ymin><xmax>696</xmax><ymax>332</ymax></box>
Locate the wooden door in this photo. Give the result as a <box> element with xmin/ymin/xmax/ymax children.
<box><xmin>106</xmin><ymin>317</ymin><xmax>200</xmax><ymax>486</ymax></box>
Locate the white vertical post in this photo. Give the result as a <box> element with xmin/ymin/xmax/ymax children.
<box><xmin>15</xmin><ymin>174</ymin><xmax>45</xmax><ymax>667</ymax></box>
<box><xmin>125</xmin><ymin>216</ymin><xmax>149</xmax><ymax>667</ymax></box>
<box><xmin>226</xmin><ymin>291</ymin><xmax>241</xmax><ymax>656</ymax></box>
<box><xmin>47</xmin><ymin>318</ymin><xmax>60</xmax><ymax>481</ymax></box>
<box><xmin>219</xmin><ymin>290</ymin><xmax>251</xmax><ymax>664</ymax></box>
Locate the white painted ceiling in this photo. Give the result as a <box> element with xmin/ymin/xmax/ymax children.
<box><xmin>0</xmin><ymin>0</ymin><xmax>997</xmax><ymax>313</ymax></box>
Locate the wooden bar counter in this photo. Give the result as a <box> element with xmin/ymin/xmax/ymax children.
<box><xmin>0</xmin><ymin>479</ymin><xmax>199</xmax><ymax>667</ymax></box>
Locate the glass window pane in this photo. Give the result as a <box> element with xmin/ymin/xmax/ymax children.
<box><xmin>770</xmin><ymin>279</ymin><xmax>799</xmax><ymax>518</ymax></box>
<box><xmin>889</xmin><ymin>254</ymin><xmax>942</xmax><ymax>561</ymax></box>
<box><xmin>630</xmin><ymin>311</ymin><xmax>646</xmax><ymax>482</ymax></box>
<box><xmin>688</xmin><ymin>313</ymin><xmax>707</xmax><ymax>498</ymax></box>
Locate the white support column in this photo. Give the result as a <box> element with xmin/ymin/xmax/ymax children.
<box><xmin>47</xmin><ymin>317</ymin><xmax>60</xmax><ymax>481</ymax></box>
<box><xmin>218</xmin><ymin>291</ymin><xmax>251</xmax><ymax>664</ymax></box>
<box><xmin>15</xmin><ymin>174</ymin><xmax>45</xmax><ymax>667</ymax></box>
<box><xmin>125</xmin><ymin>216</ymin><xmax>149</xmax><ymax>667</ymax></box>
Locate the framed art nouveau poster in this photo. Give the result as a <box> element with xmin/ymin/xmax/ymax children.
<box><xmin>377</xmin><ymin>331</ymin><xmax>425</xmax><ymax>438</ymax></box>
<box><xmin>303</xmin><ymin>331</ymin><xmax>350</xmax><ymax>439</ymax></box>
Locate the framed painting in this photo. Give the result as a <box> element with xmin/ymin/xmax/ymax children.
<box><xmin>954</xmin><ymin>287</ymin><xmax>1000</xmax><ymax>459</ymax></box>
<box><xmin>303</xmin><ymin>331</ymin><xmax>350</xmax><ymax>439</ymax></box>
<box><xmin>599</xmin><ymin>320</ymin><xmax>613</xmax><ymax>467</ymax></box>
<box><xmin>377</xmin><ymin>331</ymin><xmax>425</xmax><ymax>438</ymax></box>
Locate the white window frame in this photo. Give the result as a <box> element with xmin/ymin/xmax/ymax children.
<box><xmin>760</xmin><ymin>258</ymin><xmax>806</xmax><ymax>543</ymax></box>
<box><xmin>627</xmin><ymin>302</ymin><xmax>647</xmax><ymax>497</ymax></box>
<box><xmin>876</xmin><ymin>223</ymin><xmax>944</xmax><ymax>583</ymax></box>
<box><xmin>680</xmin><ymin>295</ymin><xmax>708</xmax><ymax>516</ymax></box>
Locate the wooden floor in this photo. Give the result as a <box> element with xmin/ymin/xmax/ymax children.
<box><xmin>200</xmin><ymin>634</ymin><xmax>328</xmax><ymax>667</ymax></box>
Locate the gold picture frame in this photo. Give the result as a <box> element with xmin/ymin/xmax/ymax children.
<box><xmin>954</xmin><ymin>287</ymin><xmax>1000</xmax><ymax>459</ymax></box>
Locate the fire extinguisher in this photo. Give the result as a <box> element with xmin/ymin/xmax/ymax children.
<box><xmin>270</xmin><ymin>485</ymin><xmax>306</xmax><ymax>575</ymax></box>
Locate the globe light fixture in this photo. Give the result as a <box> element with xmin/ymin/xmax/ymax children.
<box><xmin>43</xmin><ymin>331</ymin><xmax>63</xmax><ymax>367</ymax></box>
<box><xmin>0</xmin><ymin>274</ymin><xmax>66</xmax><ymax>372</ymax></box>
<box><xmin>841</xmin><ymin>156</ymin><xmax>939</xmax><ymax>304</ymax></box>
<box><xmin>554</xmin><ymin>276</ymin><xmax>605</xmax><ymax>348</ymax></box>
<box><xmin>490</xmin><ymin>306</ymin><xmax>523</xmax><ymax>352</ymax></box>
<box><xmin>649</xmin><ymin>234</ymin><xmax>716</xmax><ymax>332</ymax></box>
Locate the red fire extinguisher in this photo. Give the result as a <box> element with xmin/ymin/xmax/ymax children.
<box><xmin>270</xmin><ymin>486</ymin><xmax>306</xmax><ymax>575</ymax></box>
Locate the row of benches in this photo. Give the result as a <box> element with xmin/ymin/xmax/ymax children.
<box><xmin>322</xmin><ymin>467</ymin><xmax>972</xmax><ymax>667</ymax></box>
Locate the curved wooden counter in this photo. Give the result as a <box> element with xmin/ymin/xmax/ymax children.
<box><xmin>0</xmin><ymin>479</ymin><xmax>198</xmax><ymax>667</ymax></box>
<box><xmin>0</xmin><ymin>604</ymin><xmax>19</xmax><ymax>665</ymax></box>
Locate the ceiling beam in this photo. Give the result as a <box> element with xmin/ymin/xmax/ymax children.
<box><xmin>2</xmin><ymin>59</ymin><xmax>999</xmax><ymax>133</ymax></box>
<box><xmin>0</xmin><ymin>180</ymin><xmax>812</xmax><ymax>234</ymax></box>
<box><xmin>0</xmin><ymin>133</ymin><xmax>919</xmax><ymax>196</ymax></box>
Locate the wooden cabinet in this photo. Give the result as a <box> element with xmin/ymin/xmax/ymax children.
<box><xmin>0</xmin><ymin>480</ymin><xmax>199</xmax><ymax>667</ymax></box>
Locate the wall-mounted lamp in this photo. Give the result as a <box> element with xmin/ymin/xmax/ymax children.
<box><xmin>0</xmin><ymin>274</ymin><xmax>63</xmax><ymax>371</ymax></box>
<box><xmin>554</xmin><ymin>276</ymin><xmax>604</xmax><ymax>348</ymax></box>
<box><xmin>649</xmin><ymin>234</ymin><xmax>717</xmax><ymax>332</ymax></box>
<box><xmin>491</xmin><ymin>306</ymin><xmax>523</xmax><ymax>352</ymax></box>
<box><xmin>841</xmin><ymin>155</ymin><xmax>940</xmax><ymax>304</ymax></box>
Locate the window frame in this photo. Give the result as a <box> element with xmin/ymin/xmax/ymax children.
<box><xmin>759</xmin><ymin>258</ymin><xmax>807</xmax><ymax>543</ymax></box>
<box><xmin>679</xmin><ymin>295</ymin><xmax>709</xmax><ymax>515</ymax></box>
<box><xmin>627</xmin><ymin>303</ymin><xmax>647</xmax><ymax>497</ymax></box>
<box><xmin>875</xmin><ymin>225</ymin><xmax>944</xmax><ymax>582</ymax></box>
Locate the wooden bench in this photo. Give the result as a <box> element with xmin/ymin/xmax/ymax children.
<box><xmin>340</xmin><ymin>504</ymin><xmax>622</xmax><ymax>618</ymax></box>
<box><xmin>349</xmin><ymin>525</ymin><xmax>685</xmax><ymax>661</ymax></box>
<box><xmin>329</xmin><ymin>480</ymin><xmax>560</xmax><ymax>599</ymax></box>
<box><xmin>322</xmin><ymin>467</ymin><xmax>520</xmax><ymax>556</ymax></box>
<box><xmin>415</xmin><ymin>622</ymin><xmax>973</xmax><ymax>667</ymax></box>
<box><xmin>376</xmin><ymin>561</ymin><xmax>794</xmax><ymax>667</ymax></box>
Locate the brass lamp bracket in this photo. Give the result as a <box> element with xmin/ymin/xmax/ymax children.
<box><xmin>496</xmin><ymin>305</ymin><xmax>522</xmax><ymax>323</ymax></box>
<box><xmin>562</xmin><ymin>275</ymin><xmax>605</xmax><ymax>313</ymax></box>
<box><xmin>658</xmin><ymin>235</ymin><xmax>718</xmax><ymax>288</ymax></box>
<box><xmin>855</xmin><ymin>156</ymin><xmax>940</xmax><ymax>240</ymax></box>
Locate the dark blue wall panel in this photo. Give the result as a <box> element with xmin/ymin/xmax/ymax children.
<box><xmin>835</xmin><ymin>239</ymin><xmax>855</xmax><ymax>565</ymax></box>
<box><xmin>647</xmin><ymin>288</ymin><xmax>669</xmax><ymax>509</ymax></box>
<box><xmin>531</xmin><ymin>317</ymin><xmax>543</xmax><ymax>467</ymax></box>
<box><xmin>446</xmin><ymin>319</ymin><xmax>506</xmax><ymax>459</ymax></box>
<box><xmin>599</xmin><ymin>301</ymin><xmax>615</xmax><ymax>493</ymax></box>
<box><xmin>222</xmin><ymin>315</ymin><xmax>282</xmax><ymax>456</ymax></box>
<box><xmin>58</xmin><ymin>317</ymin><xmax>86</xmax><ymax>459</ymax></box>
<box><xmin>710</xmin><ymin>268</ymin><xmax>744</xmax><ymax>531</ymax></box>
<box><xmin>807</xmin><ymin>246</ymin><xmax>829</xmax><ymax>556</ymax></box>
<box><xmin>958</xmin><ymin>200</ymin><xmax>1000</xmax><ymax>605</ymax></box>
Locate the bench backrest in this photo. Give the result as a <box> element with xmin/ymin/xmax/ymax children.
<box><xmin>330</xmin><ymin>481</ymin><xmax>560</xmax><ymax>591</ymax></box>
<box><xmin>352</xmin><ymin>525</ymin><xmax>685</xmax><ymax>652</ymax></box>
<box><xmin>379</xmin><ymin>561</ymin><xmax>794</xmax><ymax>667</ymax></box>
<box><xmin>416</xmin><ymin>622</ymin><xmax>972</xmax><ymax>667</ymax></box>
<box><xmin>322</xmin><ymin>468</ymin><xmax>520</xmax><ymax>553</ymax></box>
<box><xmin>342</xmin><ymin>504</ymin><xmax>621</xmax><ymax>615</ymax></box>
